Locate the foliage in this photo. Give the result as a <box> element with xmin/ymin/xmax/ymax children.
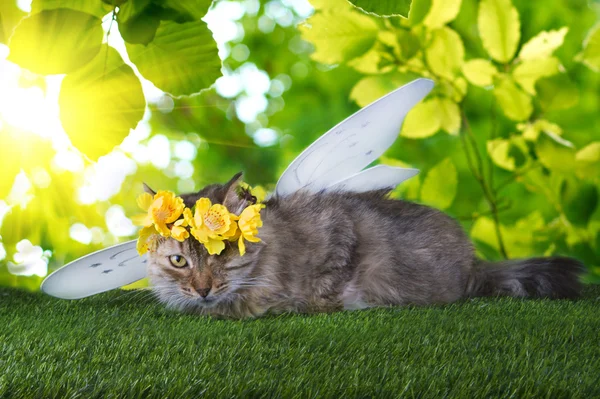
<box><xmin>0</xmin><ymin>0</ymin><xmax>599</xmax><ymax>290</ymax></box>
<box><xmin>2</xmin><ymin>286</ymin><xmax>600</xmax><ymax>396</ymax></box>
<box><xmin>5</xmin><ymin>0</ymin><xmax>220</xmax><ymax>161</ymax></box>
<box><xmin>300</xmin><ymin>0</ymin><xmax>600</xmax><ymax>279</ymax></box>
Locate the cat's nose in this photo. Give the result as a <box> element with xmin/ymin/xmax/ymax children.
<box><xmin>196</xmin><ymin>287</ymin><xmax>211</xmax><ymax>298</ymax></box>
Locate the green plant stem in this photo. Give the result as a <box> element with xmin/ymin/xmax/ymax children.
<box><xmin>488</xmin><ymin>97</ymin><xmax>497</xmax><ymax>195</ymax></box>
<box><xmin>495</xmin><ymin>163</ymin><xmax>542</xmax><ymax>194</ymax></box>
<box><xmin>460</xmin><ymin>111</ymin><xmax>509</xmax><ymax>259</ymax></box>
<box><xmin>457</xmin><ymin>201</ymin><xmax>512</xmax><ymax>221</ymax></box>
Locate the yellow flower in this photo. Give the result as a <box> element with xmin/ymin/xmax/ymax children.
<box><xmin>149</xmin><ymin>191</ymin><xmax>185</xmax><ymax>237</ymax></box>
<box><xmin>132</xmin><ymin>191</ymin><xmax>264</xmax><ymax>257</ymax></box>
<box><xmin>131</xmin><ymin>192</ymin><xmax>154</xmax><ymax>227</ymax></box>
<box><xmin>189</xmin><ymin>198</ymin><xmax>234</xmax><ymax>243</ymax></box>
<box><xmin>137</xmin><ymin>226</ymin><xmax>159</xmax><ymax>255</ymax></box>
<box><xmin>236</xmin><ymin>204</ymin><xmax>264</xmax><ymax>255</ymax></box>
<box><xmin>132</xmin><ymin>191</ymin><xmax>185</xmax><ymax>238</ymax></box>
<box><xmin>170</xmin><ymin>215</ymin><xmax>190</xmax><ymax>242</ymax></box>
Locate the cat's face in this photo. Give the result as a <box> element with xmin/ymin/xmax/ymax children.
<box><xmin>145</xmin><ymin>172</ymin><xmax>259</xmax><ymax>312</ymax></box>
<box><xmin>147</xmin><ymin>237</ymin><xmax>257</xmax><ymax>311</ymax></box>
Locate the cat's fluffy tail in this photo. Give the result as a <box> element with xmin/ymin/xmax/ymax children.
<box><xmin>465</xmin><ymin>257</ymin><xmax>584</xmax><ymax>299</ymax></box>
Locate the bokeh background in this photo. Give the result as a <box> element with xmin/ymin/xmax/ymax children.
<box><xmin>0</xmin><ymin>0</ymin><xmax>598</xmax><ymax>291</ymax></box>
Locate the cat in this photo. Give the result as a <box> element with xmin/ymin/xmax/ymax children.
<box><xmin>146</xmin><ymin>172</ymin><xmax>584</xmax><ymax>319</ymax></box>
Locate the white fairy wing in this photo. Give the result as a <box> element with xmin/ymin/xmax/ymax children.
<box><xmin>276</xmin><ymin>78</ymin><xmax>434</xmax><ymax>196</ymax></box>
<box><xmin>41</xmin><ymin>240</ymin><xmax>146</xmax><ymax>299</ymax></box>
<box><xmin>327</xmin><ymin>165</ymin><xmax>419</xmax><ymax>192</ymax></box>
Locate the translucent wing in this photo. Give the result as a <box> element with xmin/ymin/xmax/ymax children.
<box><xmin>327</xmin><ymin>165</ymin><xmax>419</xmax><ymax>192</ymax></box>
<box><xmin>276</xmin><ymin>78</ymin><xmax>434</xmax><ymax>196</ymax></box>
<box><xmin>41</xmin><ymin>240</ymin><xmax>146</xmax><ymax>299</ymax></box>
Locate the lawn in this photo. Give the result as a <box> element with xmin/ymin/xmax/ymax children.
<box><xmin>1</xmin><ymin>285</ymin><xmax>599</xmax><ymax>398</ymax></box>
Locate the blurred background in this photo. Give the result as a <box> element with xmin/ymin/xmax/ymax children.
<box><xmin>0</xmin><ymin>0</ymin><xmax>598</xmax><ymax>291</ymax></box>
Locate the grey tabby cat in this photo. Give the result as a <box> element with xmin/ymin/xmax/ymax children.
<box><xmin>146</xmin><ymin>173</ymin><xmax>584</xmax><ymax>319</ymax></box>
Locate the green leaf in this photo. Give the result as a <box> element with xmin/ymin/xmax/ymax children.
<box><xmin>518</xmin><ymin>27</ymin><xmax>568</xmax><ymax>60</ymax></box>
<box><xmin>420</xmin><ymin>158</ymin><xmax>457</xmax><ymax>209</ymax></box>
<box><xmin>126</xmin><ymin>20</ymin><xmax>221</xmax><ymax>96</ymax></box>
<box><xmin>103</xmin><ymin>0</ymin><xmax>129</xmax><ymax>6</ymax></box>
<box><xmin>535</xmin><ymin>74</ymin><xmax>579</xmax><ymax>112</ymax></box>
<box><xmin>423</xmin><ymin>0</ymin><xmax>462</xmax><ymax>29</ymax></box>
<box><xmin>486</xmin><ymin>137</ymin><xmax>528</xmax><ymax>171</ymax></box>
<box><xmin>117</xmin><ymin>0</ymin><xmax>150</xmax><ymax>21</ymax></box>
<box><xmin>350</xmin><ymin>72</ymin><xmax>420</xmax><ymax>107</ymax></box>
<box><xmin>59</xmin><ymin>45</ymin><xmax>145</xmax><ymax>161</ymax></box>
<box><xmin>347</xmin><ymin>0</ymin><xmax>412</xmax><ymax>17</ymax></box>
<box><xmin>31</xmin><ymin>0</ymin><xmax>112</xmax><ymax>19</ymax></box>
<box><xmin>310</xmin><ymin>0</ymin><xmax>350</xmax><ymax>9</ymax></box>
<box><xmin>576</xmin><ymin>142</ymin><xmax>600</xmax><ymax>163</ymax></box>
<box><xmin>8</xmin><ymin>9</ymin><xmax>103</xmax><ymax>75</ymax></box>
<box><xmin>119</xmin><ymin>12</ymin><xmax>160</xmax><ymax>45</ymax></box>
<box><xmin>117</xmin><ymin>0</ymin><xmax>160</xmax><ymax>45</ymax></box>
<box><xmin>561</xmin><ymin>178</ymin><xmax>598</xmax><ymax>227</ymax></box>
<box><xmin>408</xmin><ymin>0</ymin><xmax>431</xmax><ymax>26</ymax></box>
<box><xmin>300</xmin><ymin>7</ymin><xmax>379</xmax><ymax>64</ymax></box>
<box><xmin>0</xmin><ymin>0</ymin><xmax>26</xmax><ymax>44</ymax></box>
<box><xmin>517</xmin><ymin>119</ymin><xmax>562</xmax><ymax>141</ymax></box>
<box><xmin>425</xmin><ymin>27</ymin><xmax>464</xmax><ymax>79</ymax></box>
<box><xmin>401</xmin><ymin>98</ymin><xmax>441</xmax><ymax>139</ymax></box>
<box><xmin>348</xmin><ymin>33</ymin><xmax>402</xmax><ymax>74</ymax></box>
<box><xmin>575</xmin><ymin>142</ymin><xmax>600</xmax><ymax>180</ymax></box>
<box><xmin>469</xmin><ymin>217</ymin><xmax>501</xmax><ymax>258</ymax></box>
<box><xmin>535</xmin><ymin>131</ymin><xmax>576</xmax><ymax>173</ymax></box>
<box><xmin>487</xmin><ymin>139</ymin><xmax>514</xmax><ymax>170</ymax></box>
<box><xmin>478</xmin><ymin>0</ymin><xmax>520</xmax><ymax>63</ymax></box>
<box><xmin>347</xmin><ymin>46</ymin><xmax>390</xmax><ymax>74</ymax></box>
<box><xmin>437</xmin><ymin>97</ymin><xmax>460</xmax><ymax>135</ymax></box>
<box><xmin>493</xmin><ymin>76</ymin><xmax>532</xmax><ymax>121</ymax></box>
<box><xmin>396</xmin><ymin>30</ymin><xmax>421</xmax><ymax>61</ymax></box>
<box><xmin>512</xmin><ymin>56</ymin><xmax>560</xmax><ymax>95</ymax></box>
<box><xmin>462</xmin><ymin>59</ymin><xmax>497</xmax><ymax>87</ymax></box>
<box><xmin>159</xmin><ymin>0</ymin><xmax>212</xmax><ymax>21</ymax></box>
<box><xmin>471</xmin><ymin>213</ymin><xmax>545</xmax><ymax>259</ymax></box>
<box><xmin>439</xmin><ymin>77</ymin><xmax>468</xmax><ymax>102</ymax></box>
<box><xmin>576</xmin><ymin>23</ymin><xmax>600</xmax><ymax>72</ymax></box>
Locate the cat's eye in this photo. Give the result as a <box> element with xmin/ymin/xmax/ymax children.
<box><xmin>169</xmin><ymin>255</ymin><xmax>188</xmax><ymax>268</ymax></box>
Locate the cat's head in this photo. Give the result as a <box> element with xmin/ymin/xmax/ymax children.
<box><xmin>145</xmin><ymin>173</ymin><xmax>263</xmax><ymax>312</ymax></box>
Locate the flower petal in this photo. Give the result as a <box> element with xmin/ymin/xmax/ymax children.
<box><xmin>137</xmin><ymin>192</ymin><xmax>154</xmax><ymax>211</ymax></box>
<box><xmin>238</xmin><ymin>235</ymin><xmax>246</xmax><ymax>256</ymax></box>
<box><xmin>222</xmin><ymin>219</ymin><xmax>238</xmax><ymax>239</ymax></box>
<box><xmin>154</xmin><ymin>221</ymin><xmax>171</xmax><ymax>237</ymax></box>
<box><xmin>195</xmin><ymin>198</ymin><xmax>211</xmax><ymax>217</ymax></box>
<box><xmin>204</xmin><ymin>204</ymin><xmax>231</xmax><ymax>235</ymax></box>
<box><xmin>183</xmin><ymin>208</ymin><xmax>194</xmax><ymax>227</ymax></box>
<box><xmin>137</xmin><ymin>226</ymin><xmax>158</xmax><ymax>255</ymax></box>
<box><xmin>190</xmin><ymin>227</ymin><xmax>209</xmax><ymax>243</ymax></box>
<box><xmin>204</xmin><ymin>238</ymin><xmax>225</xmax><ymax>255</ymax></box>
<box><xmin>131</xmin><ymin>213</ymin><xmax>152</xmax><ymax>227</ymax></box>
<box><xmin>171</xmin><ymin>225</ymin><xmax>189</xmax><ymax>242</ymax></box>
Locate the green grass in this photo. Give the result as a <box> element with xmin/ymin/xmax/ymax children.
<box><xmin>1</xmin><ymin>286</ymin><xmax>599</xmax><ymax>398</ymax></box>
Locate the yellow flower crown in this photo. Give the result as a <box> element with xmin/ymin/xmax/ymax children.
<box><xmin>132</xmin><ymin>189</ymin><xmax>264</xmax><ymax>257</ymax></box>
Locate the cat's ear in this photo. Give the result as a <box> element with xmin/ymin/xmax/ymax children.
<box><xmin>143</xmin><ymin>183</ymin><xmax>156</xmax><ymax>196</ymax></box>
<box><xmin>223</xmin><ymin>172</ymin><xmax>247</xmax><ymax>214</ymax></box>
